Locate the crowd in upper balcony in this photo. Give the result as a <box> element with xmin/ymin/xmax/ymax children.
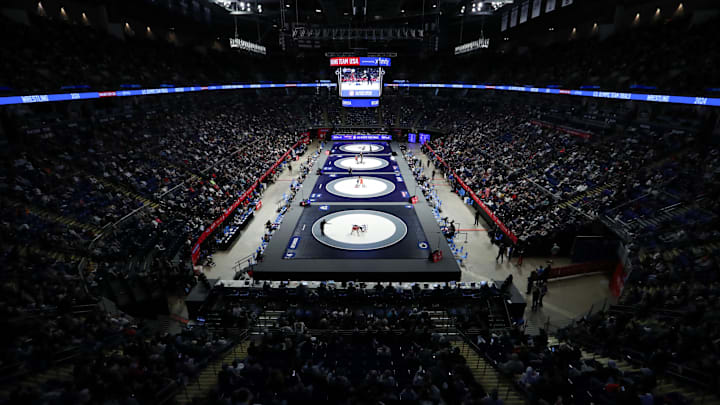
<box><xmin>1</xmin><ymin>92</ymin><xmax>304</xmax><ymax>327</ymax></box>
<box><xmin>424</xmin><ymin>99</ymin><xmax>714</xmax><ymax>254</ymax></box>
<box><xmin>1</xmin><ymin>9</ymin><xmax>719</xmax><ymax>402</ymax></box>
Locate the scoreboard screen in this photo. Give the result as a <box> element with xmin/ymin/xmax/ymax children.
<box><xmin>333</xmin><ymin>56</ymin><xmax>389</xmax><ymax>106</ymax></box>
<box><xmin>330</xmin><ymin>57</ymin><xmax>391</xmax><ymax>67</ymax></box>
<box><xmin>342</xmin><ymin>99</ymin><xmax>380</xmax><ymax>107</ymax></box>
<box><xmin>339</xmin><ymin>67</ymin><xmax>381</xmax><ymax>98</ymax></box>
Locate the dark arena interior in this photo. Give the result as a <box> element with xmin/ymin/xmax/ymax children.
<box><xmin>1</xmin><ymin>0</ymin><xmax>719</xmax><ymax>403</ymax></box>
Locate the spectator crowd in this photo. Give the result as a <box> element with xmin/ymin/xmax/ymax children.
<box><xmin>0</xmin><ymin>8</ymin><xmax>718</xmax><ymax>404</ymax></box>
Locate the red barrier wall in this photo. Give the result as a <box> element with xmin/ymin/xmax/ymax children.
<box><xmin>546</xmin><ymin>261</ymin><xmax>618</xmax><ymax>280</ymax></box>
<box><xmin>609</xmin><ymin>262</ymin><xmax>627</xmax><ymax>297</ymax></box>
<box><xmin>191</xmin><ymin>139</ymin><xmax>303</xmax><ymax>264</ymax></box>
<box><xmin>424</xmin><ymin>143</ymin><xmax>518</xmax><ymax>244</ymax></box>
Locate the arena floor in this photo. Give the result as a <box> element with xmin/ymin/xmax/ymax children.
<box><xmin>208</xmin><ymin>140</ymin><xmax>615</xmax><ymax>328</ymax></box>
<box><xmin>251</xmin><ymin>141</ymin><xmax>460</xmax><ymax>281</ymax></box>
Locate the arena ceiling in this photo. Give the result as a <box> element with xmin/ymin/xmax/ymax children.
<box><xmin>222</xmin><ymin>0</ymin><xmax>496</xmax><ymax>24</ymax></box>
<box><xmin>99</xmin><ymin>0</ymin><xmax>693</xmax><ymax>55</ymax></box>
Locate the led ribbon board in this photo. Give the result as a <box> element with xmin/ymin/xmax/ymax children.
<box><xmin>330</xmin><ymin>134</ymin><xmax>392</xmax><ymax>141</ymax></box>
<box><xmin>2</xmin><ymin>82</ymin><xmax>718</xmax><ymax>107</ymax></box>
<box><xmin>0</xmin><ymin>83</ymin><xmax>336</xmax><ymax>106</ymax></box>
<box><xmin>384</xmin><ymin>83</ymin><xmax>720</xmax><ymax>107</ymax></box>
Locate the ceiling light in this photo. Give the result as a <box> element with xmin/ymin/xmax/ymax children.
<box><xmin>315</xmin><ymin>8</ymin><xmax>321</xmax><ymax>13</ymax></box>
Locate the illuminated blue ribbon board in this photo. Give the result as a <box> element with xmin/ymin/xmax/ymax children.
<box><xmin>331</xmin><ymin>134</ymin><xmax>392</xmax><ymax>141</ymax></box>
<box><xmin>0</xmin><ymin>82</ymin><xmax>718</xmax><ymax>107</ymax></box>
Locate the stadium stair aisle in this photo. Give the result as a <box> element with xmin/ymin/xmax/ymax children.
<box><xmin>292</xmin><ymin>103</ymin><xmax>311</xmax><ymax>128</ymax></box>
<box><xmin>557</xmin><ymin>179</ymin><xmax>620</xmax><ymax>209</ymax></box>
<box><xmin>378</xmin><ymin>103</ymin><xmax>388</xmax><ymax>126</ymax></box>
<box><xmin>93</xmin><ymin>176</ymin><xmax>160</xmax><ymax>208</ymax></box>
<box><xmin>387</xmin><ymin>102</ymin><xmax>400</xmax><ymax>127</ymax></box>
<box><xmin>427</xmin><ymin>114</ymin><xmax>444</xmax><ymax>130</ymax></box>
<box><xmin>255</xmin><ymin>309</ymin><xmax>284</xmax><ymax>331</ymax></box>
<box><xmin>157</xmin><ymin>160</ymin><xmax>201</xmax><ymax>182</ymax></box>
<box><xmin>175</xmin><ymin>340</ymin><xmax>250</xmax><ymax>405</ymax></box>
<box><xmin>450</xmin><ymin>340</ymin><xmax>527</xmax><ymax>405</ymax></box>
<box><xmin>548</xmin><ymin>336</ymin><xmax>720</xmax><ymax>405</ymax></box>
<box><xmin>321</xmin><ymin>103</ymin><xmax>329</xmax><ymax>126</ymax></box>
<box><xmin>0</xmin><ymin>363</ymin><xmax>75</xmax><ymax>400</ymax></box>
<box><xmin>9</xmin><ymin>244</ymin><xmax>93</xmax><ymax>265</ymax></box>
<box><xmin>339</xmin><ymin>106</ymin><xmax>347</xmax><ymax>126</ymax></box>
<box><xmin>11</xmin><ymin>201</ymin><xmax>103</xmax><ymax>234</ymax></box>
<box><xmin>409</xmin><ymin>109</ymin><xmax>424</xmax><ymax>128</ymax></box>
<box><xmin>630</xmin><ymin>205</ymin><xmax>690</xmax><ymax>229</ymax></box>
<box><xmin>429</xmin><ymin>310</ymin><xmax>455</xmax><ymax>334</ymax></box>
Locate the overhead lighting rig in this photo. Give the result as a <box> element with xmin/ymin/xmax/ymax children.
<box><xmin>212</xmin><ymin>0</ymin><xmax>262</xmax><ymax>15</ymax></box>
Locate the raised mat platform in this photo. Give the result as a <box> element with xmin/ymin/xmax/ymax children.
<box><xmin>252</xmin><ymin>141</ymin><xmax>460</xmax><ymax>282</ymax></box>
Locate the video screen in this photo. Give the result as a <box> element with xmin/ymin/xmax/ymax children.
<box><xmin>339</xmin><ymin>67</ymin><xmax>381</xmax><ymax>98</ymax></box>
<box><xmin>341</xmin><ymin>99</ymin><xmax>380</xmax><ymax>107</ymax></box>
